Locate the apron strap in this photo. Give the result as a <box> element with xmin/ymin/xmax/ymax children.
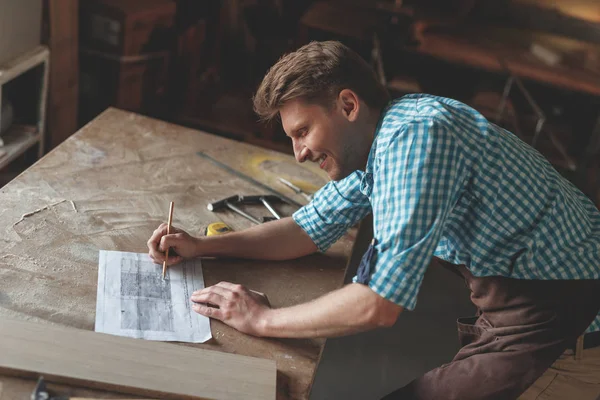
<box><xmin>575</xmin><ymin>335</ymin><xmax>584</xmax><ymax>360</ymax></box>
<box><xmin>356</xmin><ymin>238</ymin><xmax>377</xmax><ymax>284</ymax></box>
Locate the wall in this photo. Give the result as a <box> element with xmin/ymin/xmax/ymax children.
<box><xmin>0</xmin><ymin>0</ymin><xmax>42</xmax><ymax>66</ymax></box>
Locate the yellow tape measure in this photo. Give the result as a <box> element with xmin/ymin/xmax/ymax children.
<box><xmin>205</xmin><ymin>222</ymin><xmax>234</xmax><ymax>236</ymax></box>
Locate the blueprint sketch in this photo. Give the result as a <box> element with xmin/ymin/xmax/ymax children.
<box><xmin>95</xmin><ymin>250</ymin><xmax>212</xmax><ymax>343</ymax></box>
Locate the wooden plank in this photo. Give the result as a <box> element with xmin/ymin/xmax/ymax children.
<box><xmin>0</xmin><ymin>318</ymin><xmax>276</xmax><ymax>400</ymax></box>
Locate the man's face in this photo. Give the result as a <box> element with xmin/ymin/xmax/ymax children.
<box><xmin>280</xmin><ymin>95</ymin><xmax>369</xmax><ymax>181</ymax></box>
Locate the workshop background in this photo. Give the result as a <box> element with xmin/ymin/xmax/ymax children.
<box><xmin>0</xmin><ymin>0</ymin><xmax>599</xmax><ymax>204</ymax></box>
<box><xmin>0</xmin><ymin>1</ymin><xmax>600</xmax><ymax>398</ymax></box>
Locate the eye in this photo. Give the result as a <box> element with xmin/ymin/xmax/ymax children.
<box><xmin>299</xmin><ymin>128</ymin><xmax>308</xmax><ymax>138</ymax></box>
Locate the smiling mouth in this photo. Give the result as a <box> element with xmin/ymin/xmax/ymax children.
<box><xmin>319</xmin><ymin>154</ymin><xmax>327</xmax><ymax>169</ymax></box>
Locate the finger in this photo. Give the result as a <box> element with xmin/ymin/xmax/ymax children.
<box><xmin>166</xmin><ymin>255</ymin><xmax>183</xmax><ymax>265</ymax></box>
<box><xmin>159</xmin><ymin>232</ymin><xmax>188</xmax><ymax>252</ymax></box>
<box><xmin>148</xmin><ymin>225</ymin><xmax>168</xmax><ymax>249</ymax></box>
<box><xmin>159</xmin><ymin>233</ymin><xmax>180</xmax><ymax>252</ymax></box>
<box><xmin>150</xmin><ymin>252</ymin><xmax>165</xmax><ymax>265</ymax></box>
<box><xmin>148</xmin><ymin>246</ymin><xmax>166</xmax><ymax>263</ymax></box>
<box><xmin>191</xmin><ymin>285</ymin><xmax>233</xmax><ymax>301</ymax></box>
<box><xmin>151</xmin><ymin>224</ymin><xmax>181</xmax><ymax>242</ymax></box>
<box><xmin>192</xmin><ymin>284</ymin><xmax>233</xmax><ymax>297</ymax></box>
<box><xmin>191</xmin><ymin>291</ymin><xmax>226</xmax><ymax>307</ymax></box>
<box><xmin>192</xmin><ymin>303</ymin><xmax>224</xmax><ymax>320</ymax></box>
<box><xmin>215</xmin><ymin>281</ymin><xmax>246</xmax><ymax>292</ymax></box>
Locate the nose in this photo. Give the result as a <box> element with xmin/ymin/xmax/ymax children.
<box><xmin>293</xmin><ymin>139</ymin><xmax>309</xmax><ymax>163</ymax></box>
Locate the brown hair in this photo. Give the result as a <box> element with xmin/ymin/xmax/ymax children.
<box><xmin>253</xmin><ymin>41</ymin><xmax>390</xmax><ymax>122</ymax></box>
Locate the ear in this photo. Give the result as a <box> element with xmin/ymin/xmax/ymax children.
<box><xmin>338</xmin><ymin>89</ymin><xmax>360</xmax><ymax>122</ymax></box>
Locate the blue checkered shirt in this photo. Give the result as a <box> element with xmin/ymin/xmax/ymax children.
<box><xmin>293</xmin><ymin>94</ymin><xmax>600</xmax><ymax>333</ymax></box>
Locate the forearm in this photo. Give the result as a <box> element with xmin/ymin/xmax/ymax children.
<box><xmin>197</xmin><ymin>217</ymin><xmax>317</xmax><ymax>260</ymax></box>
<box><xmin>259</xmin><ymin>283</ymin><xmax>403</xmax><ymax>338</ymax></box>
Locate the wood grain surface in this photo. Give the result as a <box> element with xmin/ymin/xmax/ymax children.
<box><xmin>0</xmin><ymin>318</ymin><xmax>276</xmax><ymax>400</ymax></box>
<box><xmin>0</xmin><ymin>108</ymin><xmax>355</xmax><ymax>399</ymax></box>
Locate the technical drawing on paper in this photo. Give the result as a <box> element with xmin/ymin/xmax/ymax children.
<box><xmin>95</xmin><ymin>250</ymin><xmax>211</xmax><ymax>343</ymax></box>
<box><xmin>120</xmin><ymin>259</ymin><xmax>174</xmax><ymax>332</ymax></box>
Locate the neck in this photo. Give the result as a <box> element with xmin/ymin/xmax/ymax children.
<box><xmin>356</xmin><ymin>106</ymin><xmax>383</xmax><ymax>170</ymax></box>
<box><xmin>366</xmin><ymin>106</ymin><xmax>383</xmax><ymax>142</ymax></box>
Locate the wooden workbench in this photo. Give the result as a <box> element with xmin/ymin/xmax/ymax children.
<box><xmin>0</xmin><ymin>108</ymin><xmax>354</xmax><ymax>399</ymax></box>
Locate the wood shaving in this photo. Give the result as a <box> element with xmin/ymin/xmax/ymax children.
<box><xmin>14</xmin><ymin>199</ymin><xmax>68</xmax><ymax>226</ymax></box>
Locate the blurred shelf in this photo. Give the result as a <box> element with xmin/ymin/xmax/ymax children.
<box><xmin>0</xmin><ymin>46</ymin><xmax>49</xmax><ymax>85</ymax></box>
<box><xmin>0</xmin><ymin>125</ymin><xmax>40</xmax><ymax>170</ymax></box>
<box><xmin>0</xmin><ymin>44</ymin><xmax>49</xmax><ymax>172</ymax></box>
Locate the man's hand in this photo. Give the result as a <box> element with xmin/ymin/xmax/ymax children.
<box><xmin>192</xmin><ymin>282</ymin><xmax>403</xmax><ymax>339</ymax></box>
<box><xmin>147</xmin><ymin>223</ymin><xmax>200</xmax><ymax>265</ymax></box>
<box><xmin>148</xmin><ymin>217</ymin><xmax>316</xmax><ymax>264</ymax></box>
<box><xmin>191</xmin><ymin>282</ymin><xmax>271</xmax><ymax>337</ymax></box>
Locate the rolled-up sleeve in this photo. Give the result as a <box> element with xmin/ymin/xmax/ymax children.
<box><xmin>293</xmin><ymin>171</ymin><xmax>372</xmax><ymax>252</ymax></box>
<box><xmin>366</xmin><ymin>118</ymin><xmax>465</xmax><ymax>310</ymax></box>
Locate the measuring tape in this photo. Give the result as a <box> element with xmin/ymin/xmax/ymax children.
<box><xmin>205</xmin><ymin>222</ymin><xmax>234</xmax><ymax>236</ymax></box>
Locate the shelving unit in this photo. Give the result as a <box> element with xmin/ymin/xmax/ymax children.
<box><xmin>0</xmin><ymin>46</ymin><xmax>49</xmax><ymax>169</ymax></box>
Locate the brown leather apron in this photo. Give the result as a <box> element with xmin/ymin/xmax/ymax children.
<box><xmin>382</xmin><ymin>259</ymin><xmax>600</xmax><ymax>400</ymax></box>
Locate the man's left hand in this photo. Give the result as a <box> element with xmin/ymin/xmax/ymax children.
<box><xmin>191</xmin><ymin>282</ymin><xmax>271</xmax><ymax>337</ymax></box>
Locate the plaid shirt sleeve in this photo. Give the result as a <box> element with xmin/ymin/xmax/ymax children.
<box><xmin>366</xmin><ymin>118</ymin><xmax>466</xmax><ymax>310</ymax></box>
<box><xmin>292</xmin><ymin>171</ymin><xmax>372</xmax><ymax>252</ymax></box>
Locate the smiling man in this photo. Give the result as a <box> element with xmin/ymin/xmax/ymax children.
<box><xmin>148</xmin><ymin>41</ymin><xmax>600</xmax><ymax>399</ymax></box>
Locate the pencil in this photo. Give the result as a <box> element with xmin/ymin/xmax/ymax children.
<box><xmin>162</xmin><ymin>201</ymin><xmax>174</xmax><ymax>279</ymax></box>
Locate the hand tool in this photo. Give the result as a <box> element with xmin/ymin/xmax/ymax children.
<box><xmin>162</xmin><ymin>201</ymin><xmax>174</xmax><ymax>279</ymax></box>
<box><xmin>240</xmin><ymin>195</ymin><xmax>281</xmax><ymax>220</ymax></box>
<box><xmin>207</xmin><ymin>195</ymin><xmax>284</xmax><ymax>225</ymax></box>
<box><xmin>278</xmin><ymin>177</ymin><xmax>314</xmax><ymax>202</ymax></box>
<box><xmin>197</xmin><ymin>151</ymin><xmax>303</xmax><ymax>208</ymax></box>
<box><xmin>205</xmin><ymin>221</ymin><xmax>234</xmax><ymax>236</ymax></box>
<box><xmin>259</xmin><ymin>196</ymin><xmax>281</xmax><ymax>219</ymax></box>
<box><xmin>32</xmin><ymin>376</ymin><xmax>152</xmax><ymax>400</ymax></box>
<box><xmin>207</xmin><ymin>195</ymin><xmax>261</xmax><ymax>224</ymax></box>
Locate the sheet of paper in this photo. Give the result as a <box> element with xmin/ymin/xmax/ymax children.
<box><xmin>95</xmin><ymin>250</ymin><xmax>212</xmax><ymax>343</ymax></box>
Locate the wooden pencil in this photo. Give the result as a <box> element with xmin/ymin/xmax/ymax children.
<box><xmin>162</xmin><ymin>201</ymin><xmax>174</xmax><ymax>279</ymax></box>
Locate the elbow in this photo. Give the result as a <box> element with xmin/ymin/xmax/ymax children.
<box><xmin>375</xmin><ymin>308</ymin><xmax>401</xmax><ymax>328</ymax></box>
<box><xmin>366</xmin><ymin>297</ymin><xmax>403</xmax><ymax>328</ymax></box>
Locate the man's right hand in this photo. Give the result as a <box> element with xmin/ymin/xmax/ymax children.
<box><xmin>147</xmin><ymin>223</ymin><xmax>200</xmax><ymax>265</ymax></box>
<box><xmin>147</xmin><ymin>217</ymin><xmax>317</xmax><ymax>264</ymax></box>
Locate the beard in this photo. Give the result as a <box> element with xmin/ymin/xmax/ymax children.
<box><xmin>329</xmin><ymin>141</ymin><xmax>360</xmax><ymax>181</ymax></box>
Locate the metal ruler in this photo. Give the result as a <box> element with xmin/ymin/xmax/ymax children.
<box><xmin>197</xmin><ymin>151</ymin><xmax>303</xmax><ymax>208</ymax></box>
